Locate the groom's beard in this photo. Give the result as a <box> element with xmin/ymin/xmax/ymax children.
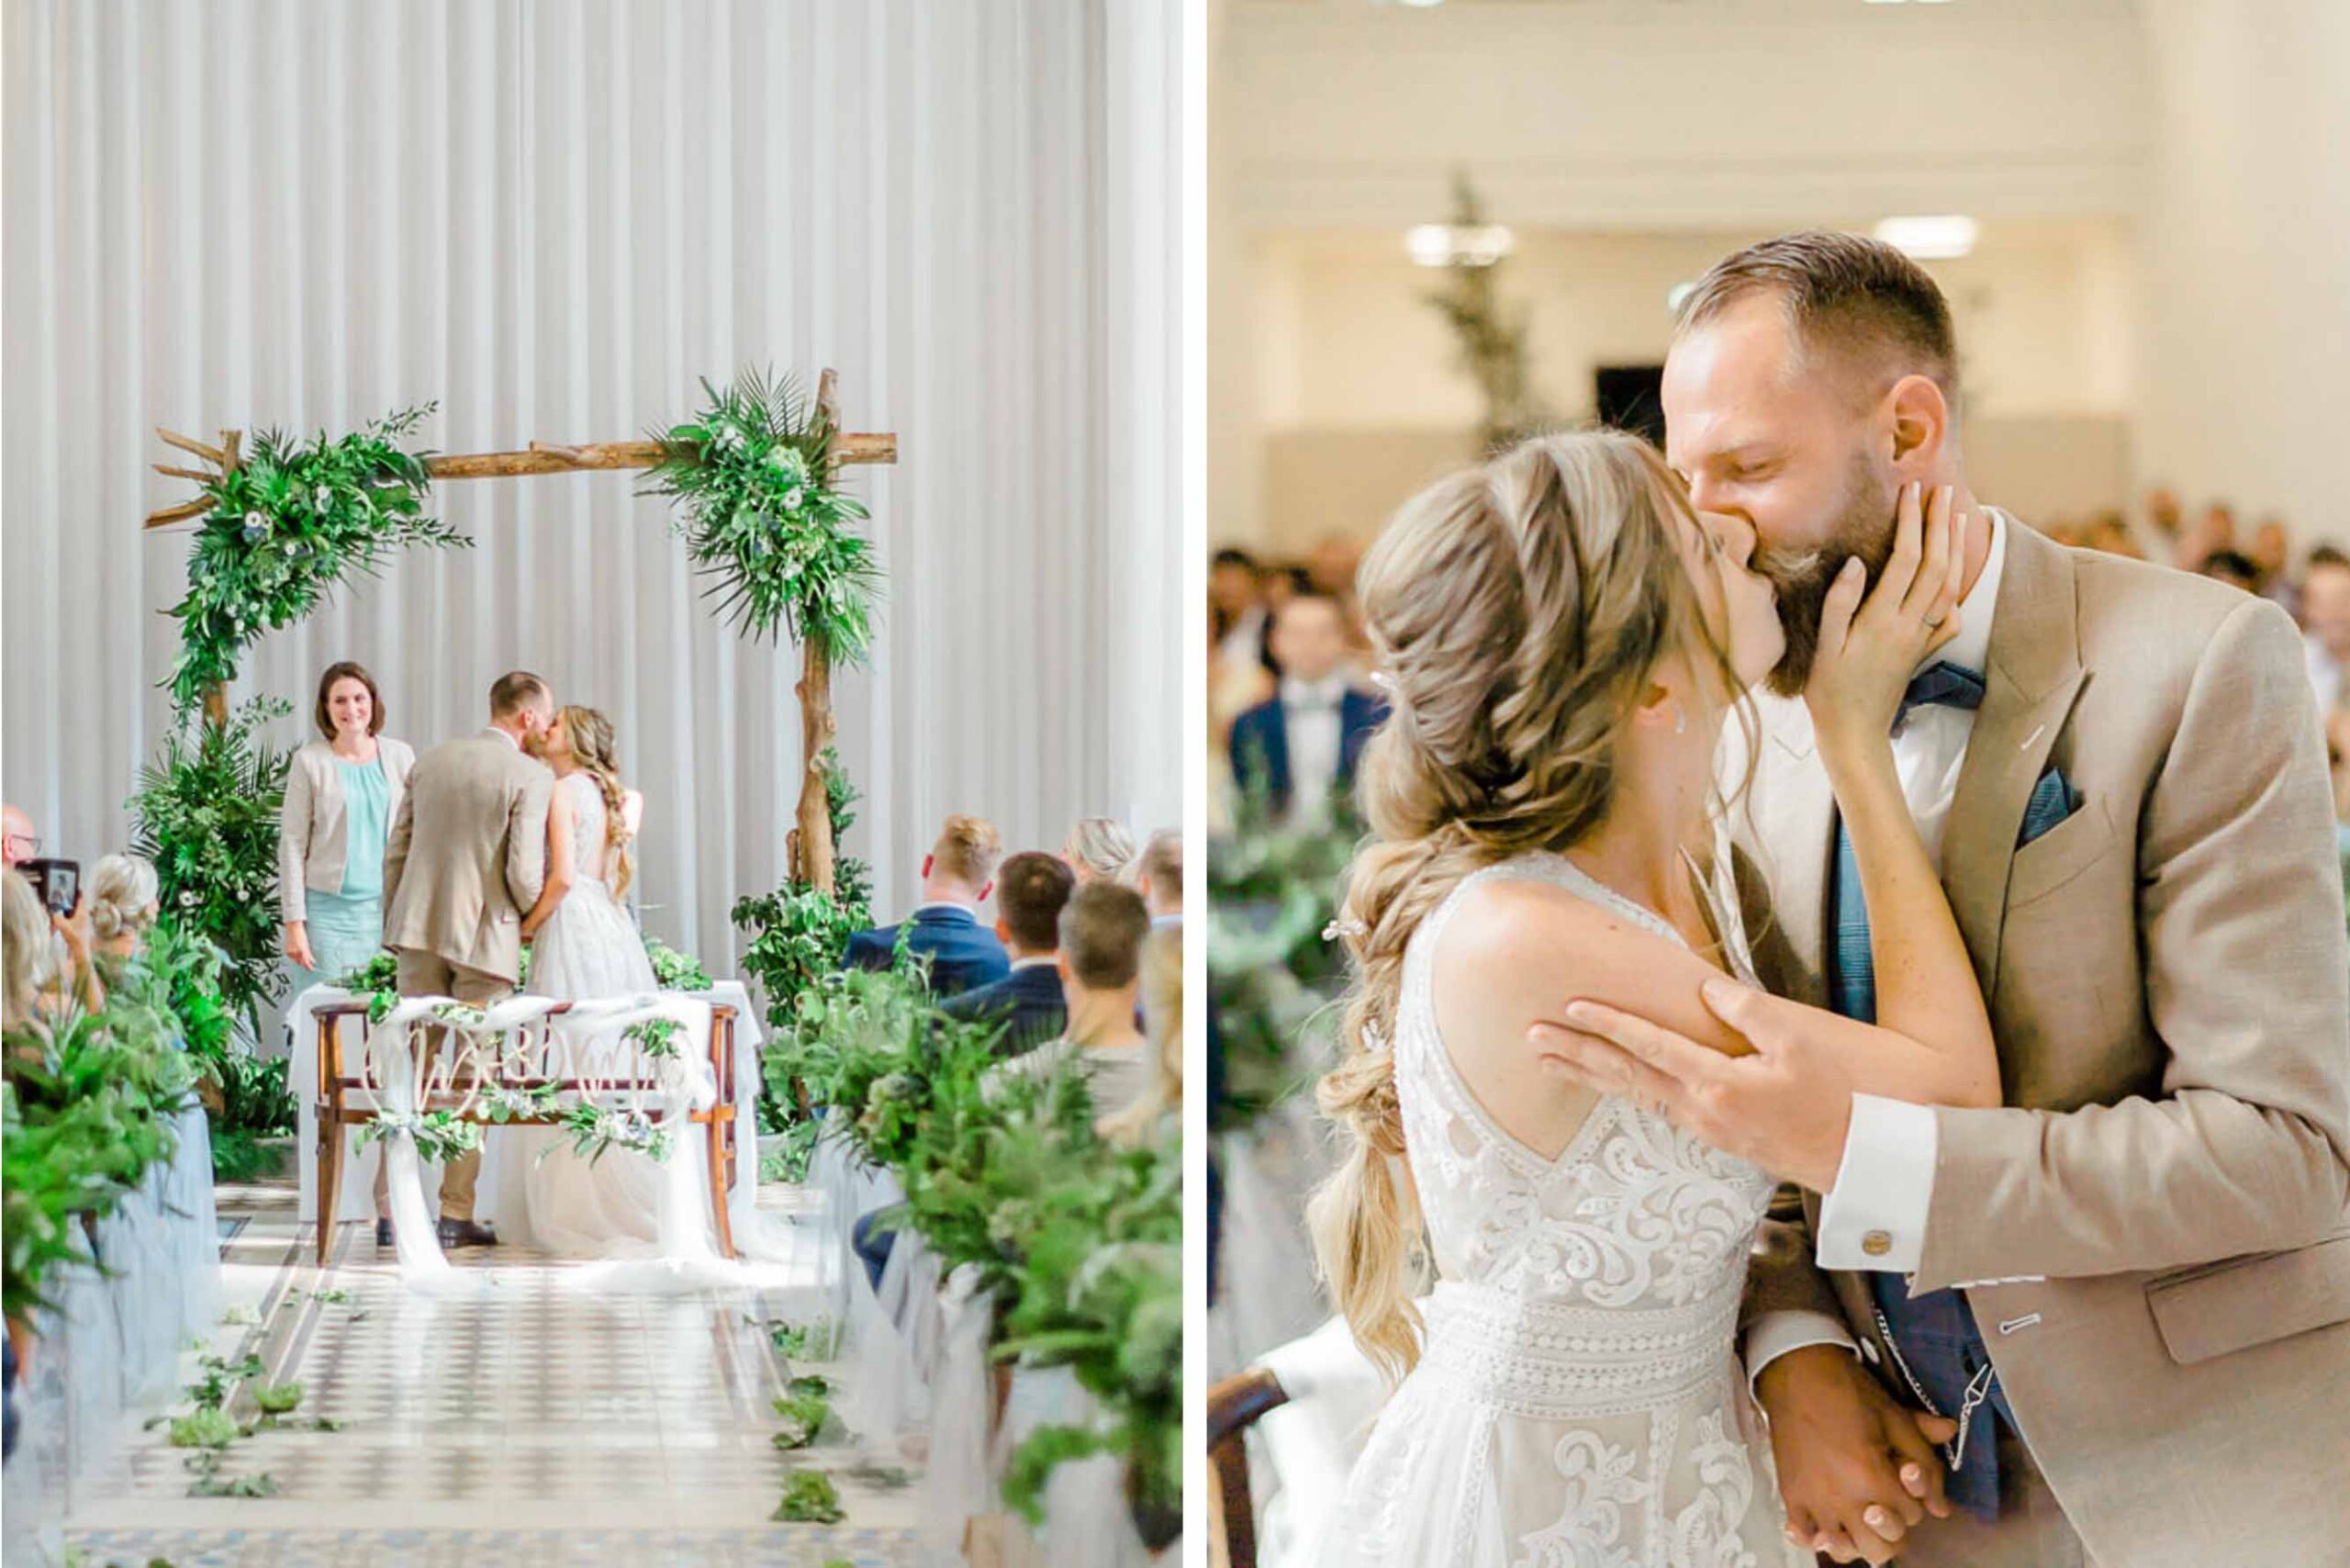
<box><xmin>1752</xmin><ymin>453</ymin><xmax>1900</xmax><ymax>698</ymax></box>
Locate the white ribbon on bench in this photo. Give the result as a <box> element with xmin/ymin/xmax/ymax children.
<box><xmin>357</xmin><ymin>992</ymin><xmax>722</xmax><ymax>1292</ymax></box>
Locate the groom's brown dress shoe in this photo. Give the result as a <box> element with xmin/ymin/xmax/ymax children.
<box><xmin>437</xmin><ymin>1219</ymin><xmax>499</xmax><ymax>1249</ymax></box>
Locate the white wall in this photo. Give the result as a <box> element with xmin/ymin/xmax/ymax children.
<box><xmin>1226</xmin><ymin>221</ymin><xmax>2139</xmax><ymax>553</ymax></box>
<box><xmin>2134</xmin><ymin>0</ymin><xmax>2350</xmax><ymax>541</ymax></box>
<box><xmin>1</xmin><ymin>0</ymin><xmax>1184</xmax><ymax>972</ymax></box>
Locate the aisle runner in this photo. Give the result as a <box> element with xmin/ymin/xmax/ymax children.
<box><xmin>61</xmin><ymin>1184</ymin><xmax>924</xmax><ymax>1567</ymax></box>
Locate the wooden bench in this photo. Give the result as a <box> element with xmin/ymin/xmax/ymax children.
<box><xmin>309</xmin><ymin>998</ymin><xmax>741</xmax><ymax>1264</ymax></box>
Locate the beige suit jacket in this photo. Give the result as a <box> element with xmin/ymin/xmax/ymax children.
<box><xmin>380</xmin><ymin>729</ymin><xmax>553</xmax><ymax>984</ymax></box>
<box><xmin>1734</xmin><ymin>521</ymin><xmax>2350</xmax><ymax>1566</ymax></box>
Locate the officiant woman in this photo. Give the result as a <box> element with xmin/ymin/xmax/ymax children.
<box><xmin>280</xmin><ymin>660</ymin><xmax>415</xmax><ymax>990</ymax></box>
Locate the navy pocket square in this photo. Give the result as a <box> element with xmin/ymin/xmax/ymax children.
<box><xmin>2017</xmin><ymin>765</ymin><xmax>2081</xmax><ymax>848</ymax></box>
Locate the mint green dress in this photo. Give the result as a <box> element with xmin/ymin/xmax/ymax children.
<box><xmin>291</xmin><ymin>756</ymin><xmax>390</xmax><ymax>989</ymax></box>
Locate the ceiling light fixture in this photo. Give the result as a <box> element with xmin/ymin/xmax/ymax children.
<box><xmin>1873</xmin><ymin>215</ymin><xmax>1978</xmax><ymax>260</ymax></box>
<box><xmin>1407</xmin><ymin>222</ymin><xmax>1513</xmax><ymax>269</ymax></box>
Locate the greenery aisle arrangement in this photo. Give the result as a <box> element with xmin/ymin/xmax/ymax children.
<box><xmin>769</xmin><ymin>963</ymin><xmax>1181</xmax><ymax>1545</ymax></box>
<box><xmin>3</xmin><ymin>980</ymin><xmax>197</xmax><ymax>1329</ymax></box>
<box><xmin>1207</xmin><ymin>788</ymin><xmax>1362</xmax><ymax>1136</ymax></box>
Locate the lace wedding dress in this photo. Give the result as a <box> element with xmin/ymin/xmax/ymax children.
<box><xmin>1315</xmin><ymin>851</ymin><xmax>1807</xmax><ymax>1568</ymax></box>
<box><xmin>509</xmin><ymin>771</ymin><xmax>670</xmax><ymax>1256</ymax></box>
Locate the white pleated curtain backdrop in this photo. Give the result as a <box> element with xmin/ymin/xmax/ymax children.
<box><xmin>2</xmin><ymin>0</ymin><xmax>1182</xmax><ymax>973</ymax></box>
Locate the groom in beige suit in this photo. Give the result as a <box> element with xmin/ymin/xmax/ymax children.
<box><xmin>1542</xmin><ymin>234</ymin><xmax>2350</xmax><ymax>1566</ymax></box>
<box><xmin>378</xmin><ymin>669</ymin><xmax>557</xmax><ymax>1248</ymax></box>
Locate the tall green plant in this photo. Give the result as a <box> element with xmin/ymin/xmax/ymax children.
<box><xmin>642</xmin><ymin>369</ymin><xmax>880</xmax><ymax>657</ymax></box>
<box><xmin>164</xmin><ymin>403</ymin><xmax>466</xmax><ymax>712</ymax></box>
<box><xmin>129</xmin><ymin>697</ymin><xmax>295</xmax><ymax>1038</ymax></box>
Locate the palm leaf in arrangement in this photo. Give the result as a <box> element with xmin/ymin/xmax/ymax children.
<box><xmin>640</xmin><ymin>367</ymin><xmax>879</xmax><ymax>659</ymax></box>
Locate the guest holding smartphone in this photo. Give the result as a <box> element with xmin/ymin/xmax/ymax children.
<box><xmin>280</xmin><ymin>662</ymin><xmax>415</xmax><ymax>990</ymax></box>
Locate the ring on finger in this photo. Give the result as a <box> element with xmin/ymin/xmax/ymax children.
<box><xmin>1920</xmin><ymin>610</ymin><xmax>1947</xmax><ymax>629</ymax></box>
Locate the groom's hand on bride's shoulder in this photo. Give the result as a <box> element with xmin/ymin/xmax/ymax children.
<box><xmin>1758</xmin><ymin>1344</ymin><xmax>1958</xmax><ymax>1564</ymax></box>
<box><xmin>1528</xmin><ymin>977</ymin><xmax>1855</xmax><ymax>1193</ymax></box>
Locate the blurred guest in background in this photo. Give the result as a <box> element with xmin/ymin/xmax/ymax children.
<box><xmin>2084</xmin><ymin>510</ymin><xmax>2143</xmax><ymax>560</ymax></box>
<box><xmin>2303</xmin><ymin>547</ymin><xmax>2350</xmax><ymax>713</ymax></box>
<box><xmin>2199</xmin><ymin>549</ymin><xmax>2262</xmax><ymax>593</ymax></box>
<box><xmin>2143</xmin><ymin>485</ymin><xmax>2183</xmax><ymax>550</ymax></box>
<box><xmin>1210</xmin><ymin>548</ymin><xmax>1269</xmax><ymax>673</ymax></box>
<box><xmin>1228</xmin><ymin>589</ymin><xmax>1385</xmax><ymax>825</ymax></box>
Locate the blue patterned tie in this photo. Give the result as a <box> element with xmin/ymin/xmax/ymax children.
<box><xmin>1830</xmin><ymin>664</ymin><xmax>1984</xmax><ymax>1024</ymax></box>
<box><xmin>1829</xmin><ymin>660</ymin><xmax>2015</xmax><ymax>1522</ymax></box>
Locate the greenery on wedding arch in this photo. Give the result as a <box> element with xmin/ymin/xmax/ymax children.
<box><xmin>140</xmin><ymin>373</ymin><xmax>886</xmax><ymax>1035</ymax></box>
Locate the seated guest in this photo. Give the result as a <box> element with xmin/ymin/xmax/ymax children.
<box><xmin>2304</xmin><ymin>547</ymin><xmax>2350</xmax><ymax>712</ymax></box>
<box><xmin>1136</xmin><ymin>829</ymin><xmax>1181</xmax><ymax>931</ymax></box>
<box><xmin>1001</xmin><ymin>881</ymin><xmax>1152</xmax><ymax>1118</ymax></box>
<box><xmin>1228</xmin><ymin>589</ymin><xmax>1385</xmax><ymax>823</ymax></box>
<box><xmin>3</xmin><ymin>802</ymin><xmax>37</xmax><ymax>870</ymax></box>
<box><xmin>843</xmin><ymin>813</ymin><xmax>1008</xmax><ymax>997</ymax></box>
<box><xmin>87</xmin><ymin>854</ymin><xmax>161</xmax><ymax>965</ymax></box>
<box><xmin>1062</xmin><ymin>816</ymin><xmax>1139</xmax><ymax>884</ymax></box>
<box><xmin>1102</xmin><ymin>923</ymin><xmax>1181</xmax><ymax>1146</ymax></box>
<box><xmin>941</xmin><ymin>851</ymin><xmax>1075</xmax><ymax>1058</ymax></box>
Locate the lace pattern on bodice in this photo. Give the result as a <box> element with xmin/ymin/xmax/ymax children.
<box><xmin>1392</xmin><ymin>852</ymin><xmax>1776</xmax><ymax>1396</ymax></box>
<box><xmin>559</xmin><ymin>772</ymin><xmax>616</xmax><ymax>888</ymax></box>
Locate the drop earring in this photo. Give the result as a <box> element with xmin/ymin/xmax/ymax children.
<box><xmin>1675</xmin><ymin>705</ymin><xmax>1688</xmax><ymax>736</ymax></box>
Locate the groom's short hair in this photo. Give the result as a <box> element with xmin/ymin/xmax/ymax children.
<box><xmin>489</xmin><ymin>670</ymin><xmax>551</xmax><ymax>719</ymax></box>
<box><xmin>1674</xmin><ymin>230</ymin><xmax>1958</xmax><ymax>405</ymax></box>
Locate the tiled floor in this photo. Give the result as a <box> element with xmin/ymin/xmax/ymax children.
<box><xmin>53</xmin><ymin>1183</ymin><xmax>926</xmax><ymax>1568</ymax></box>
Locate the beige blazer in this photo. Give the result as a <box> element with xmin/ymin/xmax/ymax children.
<box><xmin>276</xmin><ymin>738</ymin><xmax>416</xmax><ymax>924</ymax></box>
<box><xmin>1732</xmin><ymin>520</ymin><xmax>2350</xmax><ymax>1566</ymax></box>
<box><xmin>380</xmin><ymin>729</ymin><xmax>554</xmax><ymax>984</ymax></box>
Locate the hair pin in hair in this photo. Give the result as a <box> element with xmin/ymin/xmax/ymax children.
<box><xmin>1369</xmin><ymin>669</ymin><xmax>1394</xmax><ymax>692</ymax></box>
<box><xmin>1324</xmin><ymin>915</ymin><xmax>1368</xmax><ymax>942</ymax></box>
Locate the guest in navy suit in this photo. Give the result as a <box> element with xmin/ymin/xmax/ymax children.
<box><xmin>1228</xmin><ymin>589</ymin><xmax>1386</xmax><ymax>823</ymax></box>
<box><xmin>941</xmin><ymin>851</ymin><xmax>1075</xmax><ymax>1058</ymax></box>
<box><xmin>843</xmin><ymin>813</ymin><xmax>1009</xmax><ymax>998</ymax></box>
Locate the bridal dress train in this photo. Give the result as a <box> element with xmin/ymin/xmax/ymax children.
<box><xmin>1313</xmin><ymin>851</ymin><xmax>1808</xmax><ymax>1568</ymax></box>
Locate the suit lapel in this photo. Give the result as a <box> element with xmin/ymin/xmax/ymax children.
<box><xmin>1941</xmin><ymin>521</ymin><xmax>2087</xmax><ymax>1004</ymax></box>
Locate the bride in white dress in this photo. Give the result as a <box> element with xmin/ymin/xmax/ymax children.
<box><xmin>509</xmin><ymin>704</ymin><xmax>669</xmax><ymax>1256</ymax></box>
<box><xmin>1307</xmin><ymin>434</ymin><xmax>2001</xmax><ymax>1565</ymax></box>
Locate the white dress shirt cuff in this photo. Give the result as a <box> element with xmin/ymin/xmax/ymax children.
<box><xmin>1743</xmin><ymin>1310</ymin><xmax>1858</xmax><ymax>1394</ymax></box>
<box><xmin>1815</xmin><ymin>1093</ymin><xmax>1938</xmax><ymax>1273</ymax></box>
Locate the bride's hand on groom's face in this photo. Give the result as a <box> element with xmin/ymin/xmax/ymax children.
<box><xmin>1805</xmin><ymin>480</ymin><xmax>1967</xmax><ymax>754</ymax></box>
<box><xmin>1529</xmin><ymin>976</ymin><xmax>1856</xmax><ymax>1193</ymax></box>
